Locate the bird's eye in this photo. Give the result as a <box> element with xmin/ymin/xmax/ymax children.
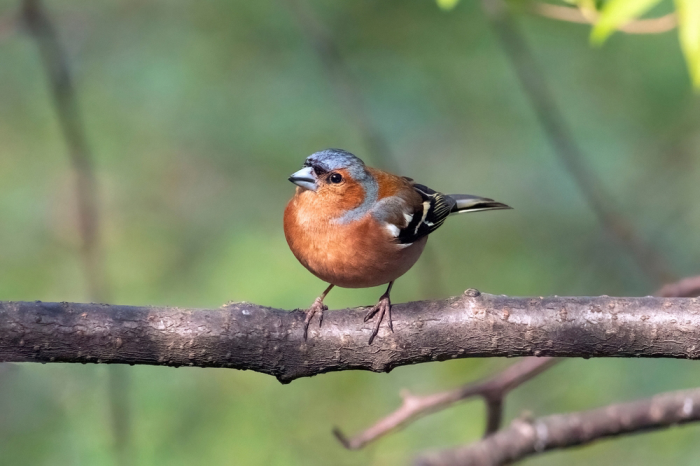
<box><xmin>329</xmin><ymin>173</ymin><xmax>343</xmax><ymax>184</ymax></box>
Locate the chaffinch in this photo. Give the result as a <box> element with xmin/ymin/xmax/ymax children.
<box><xmin>284</xmin><ymin>149</ymin><xmax>510</xmax><ymax>344</ymax></box>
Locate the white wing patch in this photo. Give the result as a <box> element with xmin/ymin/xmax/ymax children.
<box><xmin>390</xmin><ymin>218</ymin><xmax>414</xmax><ymax>247</ymax></box>
<box><xmin>369</xmin><ymin>196</ymin><xmax>417</xmax><ymax>247</ymax></box>
<box><xmin>385</xmin><ymin>223</ymin><xmax>400</xmax><ymax>237</ymax></box>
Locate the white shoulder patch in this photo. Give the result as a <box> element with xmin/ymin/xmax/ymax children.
<box><xmin>385</xmin><ymin>223</ymin><xmax>400</xmax><ymax>237</ymax></box>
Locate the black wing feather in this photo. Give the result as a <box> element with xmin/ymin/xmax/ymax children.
<box><xmin>396</xmin><ymin>184</ymin><xmax>455</xmax><ymax>244</ymax></box>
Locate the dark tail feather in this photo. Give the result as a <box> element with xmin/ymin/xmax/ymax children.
<box><xmin>447</xmin><ymin>194</ymin><xmax>512</xmax><ymax>214</ymax></box>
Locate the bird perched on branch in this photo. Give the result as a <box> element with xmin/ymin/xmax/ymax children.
<box><xmin>284</xmin><ymin>149</ymin><xmax>510</xmax><ymax>344</ymax></box>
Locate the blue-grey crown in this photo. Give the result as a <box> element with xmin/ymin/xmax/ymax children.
<box><xmin>303</xmin><ymin>149</ymin><xmax>378</xmax><ymax>224</ymax></box>
<box><xmin>304</xmin><ymin>149</ymin><xmax>365</xmax><ymax>173</ymax></box>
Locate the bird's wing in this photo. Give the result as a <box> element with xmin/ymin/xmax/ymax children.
<box><xmin>371</xmin><ymin>173</ymin><xmax>511</xmax><ymax>245</ymax></box>
<box><xmin>368</xmin><ymin>172</ymin><xmax>456</xmax><ymax>245</ymax></box>
<box><xmin>392</xmin><ymin>183</ymin><xmax>455</xmax><ymax>244</ymax></box>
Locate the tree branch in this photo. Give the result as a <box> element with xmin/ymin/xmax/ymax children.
<box><xmin>21</xmin><ymin>3</ymin><xmax>130</xmax><ymax>463</ymax></box>
<box><xmin>530</xmin><ymin>3</ymin><xmax>677</xmax><ymax>34</ymax></box>
<box><xmin>379</xmin><ymin>276</ymin><xmax>700</xmax><ymax>462</ymax></box>
<box><xmin>282</xmin><ymin>0</ymin><xmax>398</xmax><ymax>172</ymax></box>
<box><xmin>416</xmin><ymin>386</ymin><xmax>700</xmax><ymax>466</ymax></box>
<box><xmin>1</xmin><ymin>292</ymin><xmax>700</xmax><ymax>383</ymax></box>
<box><xmin>334</xmin><ymin>357</ymin><xmax>559</xmax><ymax>449</ymax></box>
<box><xmin>331</xmin><ymin>277</ymin><xmax>700</xmax><ymax>450</ymax></box>
<box><xmin>21</xmin><ymin>0</ymin><xmax>107</xmax><ymax>302</ymax></box>
<box><xmin>657</xmin><ymin>275</ymin><xmax>700</xmax><ymax>299</ymax></box>
<box><xmin>0</xmin><ymin>10</ymin><xmax>16</xmax><ymax>41</ymax></box>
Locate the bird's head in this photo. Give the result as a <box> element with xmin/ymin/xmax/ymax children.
<box><xmin>289</xmin><ymin>147</ymin><xmax>372</xmax><ymax>194</ymax></box>
<box><xmin>288</xmin><ymin>149</ymin><xmax>376</xmax><ymax>216</ymax></box>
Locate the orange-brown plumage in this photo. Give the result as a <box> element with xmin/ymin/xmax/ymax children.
<box><xmin>284</xmin><ymin>148</ymin><xmax>510</xmax><ymax>344</ymax></box>
<box><xmin>284</xmin><ymin>189</ymin><xmax>426</xmax><ymax>288</ymax></box>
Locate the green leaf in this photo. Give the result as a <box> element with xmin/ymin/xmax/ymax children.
<box><xmin>676</xmin><ymin>0</ymin><xmax>700</xmax><ymax>88</ymax></box>
<box><xmin>570</xmin><ymin>0</ymin><xmax>598</xmax><ymax>9</ymax></box>
<box><xmin>591</xmin><ymin>0</ymin><xmax>664</xmax><ymax>44</ymax></box>
<box><xmin>436</xmin><ymin>0</ymin><xmax>460</xmax><ymax>11</ymax></box>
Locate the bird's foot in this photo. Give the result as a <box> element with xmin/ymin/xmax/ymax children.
<box><xmin>363</xmin><ymin>293</ymin><xmax>392</xmax><ymax>345</ymax></box>
<box><xmin>303</xmin><ymin>297</ymin><xmax>328</xmax><ymax>340</ymax></box>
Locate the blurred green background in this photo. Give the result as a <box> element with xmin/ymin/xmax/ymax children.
<box><xmin>1</xmin><ymin>0</ymin><xmax>700</xmax><ymax>465</ymax></box>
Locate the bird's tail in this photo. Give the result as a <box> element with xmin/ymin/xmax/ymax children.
<box><xmin>447</xmin><ymin>194</ymin><xmax>511</xmax><ymax>214</ymax></box>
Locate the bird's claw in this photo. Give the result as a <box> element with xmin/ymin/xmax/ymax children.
<box><xmin>363</xmin><ymin>306</ymin><xmax>378</xmax><ymax>322</ymax></box>
<box><xmin>303</xmin><ymin>298</ymin><xmax>328</xmax><ymax>340</ymax></box>
<box><xmin>364</xmin><ymin>294</ymin><xmax>392</xmax><ymax>345</ymax></box>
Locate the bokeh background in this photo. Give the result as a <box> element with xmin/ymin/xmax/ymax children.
<box><xmin>1</xmin><ymin>0</ymin><xmax>700</xmax><ymax>465</ymax></box>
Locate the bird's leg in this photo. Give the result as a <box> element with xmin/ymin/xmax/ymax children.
<box><xmin>303</xmin><ymin>283</ymin><xmax>334</xmax><ymax>340</ymax></box>
<box><xmin>363</xmin><ymin>281</ymin><xmax>394</xmax><ymax>345</ymax></box>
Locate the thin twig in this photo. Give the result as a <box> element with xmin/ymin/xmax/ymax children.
<box><xmin>530</xmin><ymin>3</ymin><xmax>677</xmax><ymax>34</ymax></box>
<box><xmin>334</xmin><ymin>357</ymin><xmax>559</xmax><ymax>450</ymax></box>
<box><xmin>21</xmin><ymin>0</ymin><xmax>106</xmax><ymax>301</ymax></box>
<box><xmin>282</xmin><ymin>0</ymin><xmax>397</xmax><ymax>172</ymax></box>
<box><xmin>20</xmin><ymin>2</ymin><xmax>129</xmax><ymax>465</ymax></box>
<box><xmin>483</xmin><ymin>398</ymin><xmax>504</xmax><ymax>436</ymax></box>
<box><xmin>481</xmin><ymin>0</ymin><xmax>675</xmax><ymax>287</ymax></box>
<box><xmin>0</xmin><ymin>11</ymin><xmax>17</xmax><ymax>41</ymax></box>
<box><xmin>416</xmin><ymin>386</ymin><xmax>700</xmax><ymax>466</ymax></box>
<box><xmin>657</xmin><ymin>275</ymin><xmax>700</xmax><ymax>298</ymax></box>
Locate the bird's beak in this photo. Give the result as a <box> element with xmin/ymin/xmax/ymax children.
<box><xmin>288</xmin><ymin>166</ymin><xmax>317</xmax><ymax>191</ymax></box>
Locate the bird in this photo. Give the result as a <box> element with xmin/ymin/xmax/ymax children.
<box><xmin>283</xmin><ymin>148</ymin><xmax>510</xmax><ymax>344</ymax></box>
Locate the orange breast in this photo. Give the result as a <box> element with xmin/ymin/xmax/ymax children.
<box><xmin>284</xmin><ymin>191</ymin><xmax>427</xmax><ymax>288</ymax></box>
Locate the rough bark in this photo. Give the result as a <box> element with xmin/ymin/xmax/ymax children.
<box><xmin>415</xmin><ymin>387</ymin><xmax>700</xmax><ymax>466</ymax></box>
<box><xmin>1</xmin><ymin>291</ymin><xmax>699</xmax><ymax>383</ymax></box>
